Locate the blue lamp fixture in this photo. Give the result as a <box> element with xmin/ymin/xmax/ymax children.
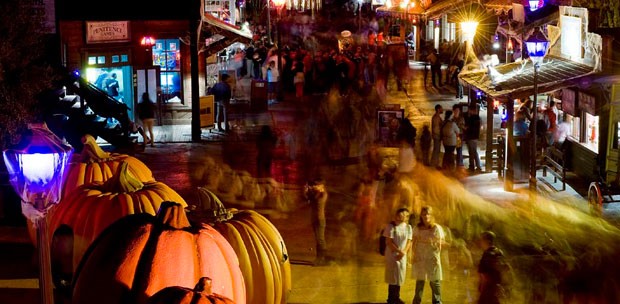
<box><xmin>529</xmin><ymin>0</ymin><xmax>543</xmax><ymax>11</ymax></box>
<box><xmin>3</xmin><ymin>123</ymin><xmax>73</xmax><ymax>304</ymax></box>
<box><xmin>525</xmin><ymin>27</ymin><xmax>549</xmax><ymax>66</ymax></box>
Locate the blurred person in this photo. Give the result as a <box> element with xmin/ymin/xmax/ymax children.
<box><xmin>384</xmin><ymin>208</ymin><xmax>413</xmax><ymax>304</ymax></box>
<box><xmin>464</xmin><ymin>106</ymin><xmax>482</xmax><ymax>172</ymax></box>
<box><xmin>412</xmin><ymin>206</ymin><xmax>446</xmax><ymax>304</ymax></box>
<box><xmin>477</xmin><ymin>231</ymin><xmax>513</xmax><ymax>304</ymax></box>
<box><xmin>256</xmin><ymin>125</ymin><xmax>278</xmax><ymax>178</ymax></box>
<box><xmin>293</xmin><ymin>60</ymin><xmax>305</xmax><ymax>98</ymax></box>
<box><xmin>441</xmin><ymin>110</ymin><xmax>459</xmax><ymax>172</ymax></box>
<box><xmin>452</xmin><ymin>105</ymin><xmax>465</xmax><ymax>167</ymax></box>
<box><xmin>431</xmin><ymin>104</ymin><xmax>444</xmax><ymax>168</ymax></box>
<box><xmin>543</xmin><ymin>100</ymin><xmax>557</xmax><ymax>147</ymax></box>
<box><xmin>304</xmin><ymin>178</ymin><xmax>329</xmax><ymax>266</ymax></box>
<box><xmin>137</xmin><ymin>92</ymin><xmax>157</xmax><ymax>147</ymax></box>
<box><xmin>514</xmin><ymin>110</ymin><xmax>529</xmax><ymax>136</ymax></box>
<box><xmin>398</xmin><ymin>138</ymin><xmax>416</xmax><ymax>179</ymax></box>
<box><xmin>420</xmin><ymin>124</ymin><xmax>432</xmax><ymax>166</ymax></box>
<box><xmin>355</xmin><ymin>173</ymin><xmax>379</xmax><ymax>242</ymax></box>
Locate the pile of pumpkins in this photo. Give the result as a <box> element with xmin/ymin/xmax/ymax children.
<box><xmin>29</xmin><ymin>135</ymin><xmax>291</xmax><ymax>304</ymax></box>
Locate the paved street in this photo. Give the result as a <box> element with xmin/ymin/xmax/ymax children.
<box><xmin>2</xmin><ymin>63</ymin><xmax>620</xmax><ymax>304</ymax></box>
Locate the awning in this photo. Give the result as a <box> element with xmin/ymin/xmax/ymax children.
<box><xmin>484</xmin><ymin>0</ymin><xmax>514</xmax><ymax>14</ymax></box>
<box><xmin>459</xmin><ymin>56</ymin><xmax>596</xmax><ymax>100</ymax></box>
<box><xmin>199</xmin><ymin>14</ymin><xmax>252</xmax><ymax>57</ymax></box>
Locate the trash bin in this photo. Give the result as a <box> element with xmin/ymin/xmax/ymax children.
<box><xmin>251</xmin><ymin>79</ymin><xmax>268</xmax><ymax>112</ymax></box>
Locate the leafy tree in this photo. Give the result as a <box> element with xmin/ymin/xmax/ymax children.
<box><xmin>0</xmin><ymin>0</ymin><xmax>58</xmax><ymax>150</ymax></box>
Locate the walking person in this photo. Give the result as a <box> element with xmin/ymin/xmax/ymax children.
<box><xmin>303</xmin><ymin>178</ymin><xmax>329</xmax><ymax>266</ymax></box>
<box><xmin>384</xmin><ymin>208</ymin><xmax>413</xmax><ymax>304</ymax></box>
<box><xmin>211</xmin><ymin>73</ymin><xmax>232</xmax><ymax>132</ymax></box>
<box><xmin>465</xmin><ymin>106</ymin><xmax>483</xmax><ymax>172</ymax></box>
<box><xmin>441</xmin><ymin>110</ymin><xmax>460</xmax><ymax>172</ymax></box>
<box><xmin>477</xmin><ymin>231</ymin><xmax>513</xmax><ymax>304</ymax></box>
<box><xmin>412</xmin><ymin>206</ymin><xmax>445</xmax><ymax>304</ymax></box>
<box><xmin>137</xmin><ymin>92</ymin><xmax>157</xmax><ymax>147</ymax></box>
<box><xmin>431</xmin><ymin>104</ymin><xmax>444</xmax><ymax>168</ymax></box>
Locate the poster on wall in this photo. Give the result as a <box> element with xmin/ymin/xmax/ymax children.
<box><xmin>377</xmin><ymin>109</ymin><xmax>404</xmax><ymax>147</ymax></box>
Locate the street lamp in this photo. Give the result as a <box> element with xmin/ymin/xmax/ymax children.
<box><xmin>525</xmin><ymin>27</ymin><xmax>549</xmax><ymax>193</ymax></box>
<box><xmin>529</xmin><ymin>0</ymin><xmax>543</xmax><ymax>12</ymax></box>
<box><xmin>3</xmin><ymin>123</ymin><xmax>73</xmax><ymax>304</ymax></box>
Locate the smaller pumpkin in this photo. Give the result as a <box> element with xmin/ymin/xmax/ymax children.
<box><xmin>72</xmin><ymin>201</ymin><xmax>245</xmax><ymax>304</ymax></box>
<box><xmin>63</xmin><ymin>134</ymin><xmax>154</xmax><ymax>194</ymax></box>
<box><xmin>148</xmin><ymin>277</ymin><xmax>236</xmax><ymax>304</ymax></box>
<box><xmin>188</xmin><ymin>187</ymin><xmax>290</xmax><ymax>304</ymax></box>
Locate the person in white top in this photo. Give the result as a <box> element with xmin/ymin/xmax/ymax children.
<box><xmin>441</xmin><ymin>110</ymin><xmax>460</xmax><ymax>171</ymax></box>
<box><xmin>412</xmin><ymin>206</ymin><xmax>445</xmax><ymax>304</ymax></box>
<box><xmin>384</xmin><ymin>208</ymin><xmax>413</xmax><ymax>304</ymax></box>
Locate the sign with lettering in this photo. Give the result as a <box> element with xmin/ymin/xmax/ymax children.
<box><xmin>86</xmin><ymin>21</ymin><xmax>130</xmax><ymax>43</ymax></box>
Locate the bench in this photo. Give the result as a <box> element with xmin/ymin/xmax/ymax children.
<box><xmin>542</xmin><ymin>146</ymin><xmax>567</xmax><ymax>191</ymax></box>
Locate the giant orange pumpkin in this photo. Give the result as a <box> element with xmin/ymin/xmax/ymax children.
<box><xmin>148</xmin><ymin>277</ymin><xmax>236</xmax><ymax>304</ymax></box>
<box><xmin>49</xmin><ymin>161</ymin><xmax>187</xmax><ymax>272</ymax></box>
<box><xmin>189</xmin><ymin>187</ymin><xmax>291</xmax><ymax>304</ymax></box>
<box><xmin>63</xmin><ymin>134</ymin><xmax>154</xmax><ymax>194</ymax></box>
<box><xmin>72</xmin><ymin>202</ymin><xmax>246</xmax><ymax>304</ymax></box>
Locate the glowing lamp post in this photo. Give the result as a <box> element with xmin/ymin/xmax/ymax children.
<box><xmin>461</xmin><ymin>21</ymin><xmax>478</xmax><ymax>64</ymax></box>
<box><xmin>525</xmin><ymin>27</ymin><xmax>549</xmax><ymax>193</ymax></box>
<box><xmin>3</xmin><ymin>124</ymin><xmax>73</xmax><ymax>304</ymax></box>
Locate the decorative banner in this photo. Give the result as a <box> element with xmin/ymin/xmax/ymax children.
<box><xmin>86</xmin><ymin>21</ymin><xmax>130</xmax><ymax>44</ymax></box>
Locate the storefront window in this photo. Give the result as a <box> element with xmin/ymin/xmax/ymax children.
<box><xmin>584</xmin><ymin>112</ymin><xmax>599</xmax><ymax>153</ymax></box>
<box><xmin>153</xmin><ymin>39</ymin><xmax>182</xmax><ymax>103</ymax></box>
<box><xmin>614</xmin><ymin>122</ymin><xmax>620</xmax><ymax>150</ymax></box>
<box><xmin>566</xmin><ymin>114</ymin><xmax>580</xmax><ymax>140</ymax></box>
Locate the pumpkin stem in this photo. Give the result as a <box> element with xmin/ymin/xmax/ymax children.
<box><xmin>194</xmin><ymin>277</ymin><xmax>213</xmax><ymax>295</ymax></box>
<box><xmin>157</xmin><ymin>201</ymin><xmax>192</xmax><ymax>229</ymax></box>
<box><xmin>80</xmin><ymin>134</ymin><xmax>112</xmax><ymax>162</ymax></box>
<box><xmin>101</xmin><ymin>161</ymin><xmax>144</xmax><ymax>193</ymax></box>
<box><xmin>190</xmin><ymin>187</ymin><xmax>233</xmax><ymax>222</ymax></box>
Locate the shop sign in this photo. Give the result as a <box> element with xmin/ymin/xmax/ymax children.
<box><xmin>562</xmin><ymin>88</ymin><xmax>576</xmax><ymax>115</ymax></box>
<box><xmin>86</xmin><ymin>21</ymin><xmax>130</xmax><ymax>44</ymax></box>
<box><xmin>578</xmin><ymin>91</ymin><xmax>597</xmax><ymax>115</ymax></box>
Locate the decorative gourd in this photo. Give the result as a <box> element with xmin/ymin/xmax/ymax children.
<box><xmin>63</xmin><ymin>134</ymin><xmax>154</xmax><ymax>194</ymax></box>
<box><xmin>148</xmin><ymin>277</ymin><xmax>236</xmax><ymax>304</ymax></box>
<box><xmin>72</xmin><ymin>202</ymin><xmax>246</xmax><ymax>304</ymax></box>
<box><xmin>188</xmin><ymin>187</ymin><xmax>290</xmax><ymax>304</ymax></box>
<box><xmin>49</xmin><ymin>161</ymin><xmax>188</xmax><ymax>272</ymax></box>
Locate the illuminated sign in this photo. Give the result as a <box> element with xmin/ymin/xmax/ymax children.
<box><xmin>561</xmin><ymin>15</ymin><xmax>582</xmax><ymax>60</ymax></box>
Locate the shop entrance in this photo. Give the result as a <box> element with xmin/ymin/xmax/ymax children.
<box><xmin>85</xmin><ymin>65</ymin><xmax>135</xmax><ymax>121</ymax></box>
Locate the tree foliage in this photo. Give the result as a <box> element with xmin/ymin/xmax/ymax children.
<box><xmin>0</xmin><ymin>0</ymin><xmax>57</xmax><ymax>150</ymax></box>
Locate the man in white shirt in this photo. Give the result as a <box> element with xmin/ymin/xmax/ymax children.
<box><xmin>263</xmin><ymin>60</ymin><xmax>279</xmax><ymax>103</ymax></box>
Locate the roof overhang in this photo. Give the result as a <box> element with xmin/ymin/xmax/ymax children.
<box><xmin>425</xmin><ymin>0</ymin><xmax>480</xmax><ymax>20</ymax></box>
<box><xmin>459</xmin><ymin>55</ymin><xmax>596</xmax><ymax>100</ymax></box>
<box><xmin>484</xmin><ymin>0</ymin><xmax>514</xmax><ymax>14</ymax></box>
<box><xmin>199</xmin><ymin>14</ymin><xmax>252</xmax><ymax>57</ymax></box>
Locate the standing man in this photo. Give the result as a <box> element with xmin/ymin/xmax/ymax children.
<box><xmin>211</xmin><ymin>74</ymin><xmax>232</xmax><ymax>132</ymax></box>
<box><xmin>452</xmin><ymin>105</ymin><xmax>466</xmax><ymax>167</ymax></box>
<box><xmin>431</xmin><ymin>104</ymin><xmax>444</xmax><ymax>168</ymax></box>
<box><xmin>412</xmin><ymin>206</ymin><xmax>445</xmax><ymax>304</ymax></box>
<box><xmin>304</xmin><ymin>178</ymin><xmax>329</xmax><ymax>266</ymax></box>
<box><xmin>465</xmin><ymin>106</ymin><xmax>483</xmax><ymax>172</ymax></box>
<box><xmin>384</xmin><ymin>208</ymin><xmax>413</xmax><ymax>304</ymax></box>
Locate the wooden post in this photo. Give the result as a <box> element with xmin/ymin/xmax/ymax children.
<box><xmin>505</xmin><ymin>96</ymin><xmax>514</xmax><ymax>191</ymax></box>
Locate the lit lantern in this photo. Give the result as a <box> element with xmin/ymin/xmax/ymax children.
<box><xmin>525</xmin><ymin>27</ymin><xmax>549</xmax><ymax>66</ymax></box>
<box><xmin>140</xmin><ymin>36</ymin><xmax>156</xmax><ymax>47</ymax></box>
<box><xmin>529</xmin><ymin>0</ymin><xmax>543</xmax><ymax>11</ymax></box>
<box><xmin>461</xmin><ymin>21</ymin><xmax>479</xmax><ymax>43</ymax></box>
<box><xmin>3</xmin><ymin>123</ymin><xmax>73</xmax><ymax>304</ymax></box>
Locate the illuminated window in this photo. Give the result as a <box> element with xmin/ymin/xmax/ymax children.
<box><xmin>153</xmin><ymin>39</ymin><xmax>182</xmax><ymax>103</ymax></box>
<box><xmin>97</xmin><ymin>56</ymin><xmax>106</xmax><ymax>64</ymax></box>
<box><xmin>614</xmin><ymin>122</ymin><xmax>620</xmax><ymax>150</ymax></box>
<box><xmin>88</xmin><ymin>56</ymin><xmax>97</xmax><ymax>65</ymax></box>
<box><xmin>584</xmin><ymin>112</ymin><xmax>599</xmax><ymax>153</ymax></box>
<box><xmin>566</xmin><ymin>114</ymin><xmax>580</xmax><ymax>141</ymax></box>
<box><xmin>112</xmin><ymin>55</ymin><xmax>120</xmax><ymax>63</ymax></box>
